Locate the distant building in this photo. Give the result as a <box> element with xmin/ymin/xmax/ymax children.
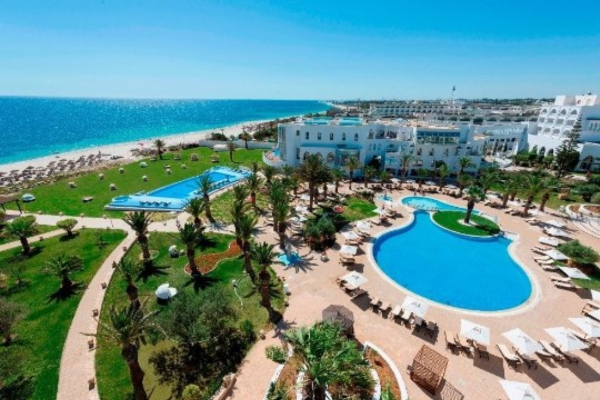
<box><xmin>369</xmin><ymin>100</ymin><xmax>463</xmax><ymax>118</ymax></box>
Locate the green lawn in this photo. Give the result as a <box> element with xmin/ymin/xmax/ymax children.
<box><xmin>96</xmin><ymin>231</ymin><xmax>285</xmax><ymax>400</ymax></box>
<box><xmin>0</xmin><ymin>228</ymin><xmax>126</xmax><ymax>400</ymax></box>
<box><xmin>7</xmin><ymin>148</ymin><xmax>264</xmax><ymax>218</ymax></box>
<box><xmin>432</xmin><ymin>210</ymin><xmax>501</xmax><ymax>236</ymax></box>
<box><xmin>0</xmin><ymin>224</ymin><xmax>57</xmax><ymax>246</ymax></box>
<box><xmin>210</xmin><ymin>188</ymin><xmax>269</xmax><ymax>224</ymax></box>
<box><xmin>340</xmin><ymin>197</ymin><xmax>378</xmax><ymax>222</ymax></box>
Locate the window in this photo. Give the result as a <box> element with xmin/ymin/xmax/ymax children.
<box><xmin>429</xmin><ymin>148</ymin><xmax>435</xmax><ymax>156</ymax></box>
<box><xmin>330</xmin><ymin>132</ymin><xmax>334</xmax><ymax>141</ymax></box>
<box><xmin>444</xmin><ymin>148</ymin><xmax>449</xmax><ymax>157</ymax></box>
<box><xmin>368</xmin><ymin>130</ymin><xmax>374</xmax><ymax>139</ymax></box>
<box><xmin>342</xmin><ymin>132</ymin><xmax>346</xmax><ymax>141</ymax></box>
<box><xmin>416</xmin><ymin>148</ymin><xmax>422</xmax><ymax>156</ymax></box>
<box><xmin>303</xmin><ymin>151</ymin><xmax>309</xmax><ymax>160</ymax></box>
<box><xmin>296</xmin><ymin>148</ymin><xmax>300</xmax><ymax>159</ymax></box>
<box><xmin>296</xmin><ymin>130</ymin><xmax>300</xmax><ymax>136</ymax></box>
<box><xmin>354</xmin><ymin>133</ymin><xmax>359</xmax><ymax>142</ymax></box>
<box><xmin>318</xmin><ymin>132</ymin><xmax>322</xmax><ymax>140</ymax></box>
<box><xmin>368</xmin><ymin>144</ymin><xmax>372</xmax><ymax>151</ymax></box>
<box><xmin>305</xmin><ymin>131</ymin><xmax>309</xmax><ymax>140</ymax></box>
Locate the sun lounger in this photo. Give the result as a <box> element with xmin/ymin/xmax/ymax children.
<box><xmin>536</xmin><ymin>259</ymin><xmax>555</xmax><ymax>265</ymax></box>
<box><xmin>497</xmin><ymin>344</ymin><xmax>522</xmax><ymax>369</ymax></box>
<box><xmin>370</xmin><ymin>297</ymin><xmax>381</xmax><ymax>309</ymax></box>
<box><xmin>343</xmin><ymin>282</ymin><xmax>358</xmax><ymax>292</ymax></box>
<box><xmin>539</xmin><ymin>340</ymin><xmax>565</xmax><ymax>363</ymax></box>
<box><xmin>542</xmin><ymin>265</ymin><xmax>559</xmax><ymax>271</ymax></box>
<box><xmin>475</xmin><ymin>343</ymin><xmax>490</xmax><ymax>360</ymax></box>
<box><xmin>534</xmin><ymin>256</ymin><xmax>552</xmax><ymax>261</ymax></box>
<box><xmin>585</xmin><ymin>300</ymin><xmax>600</xmax><ymax>310</ymax></box>
<box><xmin>378</xmin><ymin>301</ymin><xmax>391</xmax><ymax>313</ymax></box>
<box><xmin>554</xmin><ymin>281</ymin><xmax>577</xmax><ymax>290</ymax></box>
<box><xmin>551</xmin><ymin>342</ymin><xmax>580</xmax><ymax>364</ymax></box>
<box><xmin>423</xmin><ymin>321</ymin><xmax>438</xmax><ymax>337</ymax></box>
<box><xmin>390</xmin><ymin>305</ymin><xmax>402</xmax><ymax>320</ymax></box>
<box><xmin>349</xmin><ymin>287</ymin><xmax>367</xmax><ymax>299</ymax></box>
<box><xmin>455</xmin><ymin>334</ymin><xmax>474</xmax><ymax>356</ymax></box>
<box><xmin>570</xmin><ymin>330</ymin><xmax>596</xmax><ymax>353</ymax></box>
<box><xmin>551</xmin><ymin>277</ymin><xmax>571</xmax><ymax>284</ymax></box>
<box><xmin>445</xmin><ymin>331</ymin><xmax>459</xmax><ymax>353</ymax></box>
<box><xmin>515</xmin><ymin>349</ymin><xmax>538</xmax><ymax>369</ymax></box>
<box><xmin>532</xmin><ymin>245</ymin><xmax>550</xmax><ymax>252</ymax></box>
<box><xmin>399</xmin><ymin>309</ymin><xmax>411</xmax><ymax>324</ymax></box>
<box><xmin>535</xmin><ymin>349</ymin><xmax>555</xmax><ymax>364</ymax></box>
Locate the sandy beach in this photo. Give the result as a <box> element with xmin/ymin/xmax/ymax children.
<box><xmin>0</xmin><ymin>118</ymin><xmax>275</xmax><ymax>175</ymax></box>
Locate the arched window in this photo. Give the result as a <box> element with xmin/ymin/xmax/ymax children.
<box><xmin>305</xmin><ymin>131</ymin><xmax>309</xmax><ymax>140</ymax></box>
<box><xmin>318</xmin><ymin>132</ymin><xmax>322</xmax><ymax>140</ymax></box>
<box><xmin>342</xmin><ymin>132</ymin><xmax>346</xmax><ymax>141</ymax></box>
<box><xmin>354</xmin><ymin>133</ymin><xmax>359</xmax><ymax>142</ymax></box>
<box><xmin>330</xmin><ymin>132</ymin><xmax>334</xmax><ymax>141</ymax></box>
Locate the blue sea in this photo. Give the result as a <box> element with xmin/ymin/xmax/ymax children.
<box><xmin>0</xmin><ymin>97</ymin><xmax>329</xmax><ymax>166</ymax></box>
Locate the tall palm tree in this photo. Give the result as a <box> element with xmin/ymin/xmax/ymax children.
<box><xmin>230</xmin><ymin>197</ymin><xmax>249</xmax><ymax>246</ymax></box>
<box><xmin>87</xmin><ymin>303</ymin><xmax>158</xmax><ymax>400</ymax></box>
<box><xmin>240</xmin><ymin>130</ymin><xmax>251</xmax><ymax>149</ymax></box>
<box><xmin>251</xmin><ymin>241</ymin><xmax>278</xmax><ymax>311</ymax></box>
<box><xmin>262</xmin><ymin>165</ymin><xmax>279</xmax><ymax>186</ymax></box>
<box><xmin>246</xmin><ymin>173</ymin><xmax>264</xmax><ymax>212</ymax></box>
<box><xmin>346</xmin><ymin>156</ymin><xmax>360</xmax><ymax>190</ymax></box>
<box><xmin>4</xmin><ymin>215</ymin><xmax>38</xmax><ymax>256</ymax></box>
<box><xmin>197</xmin><ymin>175</ymin><xmax>215</xmax><ymax>223</ymax></box>
<box><xmin>457</xmin><ymin>156</ymin><xmax>474</xmax><ymax>178</ymax></box>
<box><xmin>363</xmin><ymin>165</ymin><xmax>376</xmax><ymax>188</ymax></box>
<box><xmin>153</xmin><ymin>139</ymin><xmax>166</xmax><ymax>160</ymax></box>
<box><xmin>178</xmin><ymin>222</ymin><xmax>204</xmax><ymax>277</ymax></box>
<box><xmin>436</xmin><ymin>163</ymin><xmax>450</xmax><ymax>189</ymax></box>
<box><xmin>123</xmin><ymin>211</ymin><xmax>153</xmax><ymax>264</ymax></box>
<box><xmin>463</xmin><ymin>186</ymin><xmax>483</xmax><ymax>224</ymax></box>
<box><xmin>331</xmin><ymin>168</ymin><xmax>344</xmax><ymax>194</ymax></box>
<box><xmin>521</xmin><ymin>174</ymin><xmax>547</xmax><ymax>217</ymax></box>
<box><xmin>226</xmin><ymin>140</ymin><xmax>236</xmax><ymax>162</ymax></box>
<box><xmin>238</xmin><ymin>213</ymin><xmax>258</xmax><ymax>282</ymax></box>
<box><xmin>499</xmin><ymin>174</ymin><xmax>522</xmax><ymax>208</ymax></box>
<box><xmin>297</xmin><ymin>154</ymin><xmax>332</xmax><ymax>211</ymax></box>
<box><xmin>114</xmin><ymin>259</ymin><xmax>142</xmax><ymax>309</ymax></box>
<box><xmin>400</xmin><ymin>153</ymin><xmax>414</xmax><ymax>186</ymax></box>
<box><xmin>477</xmin><ymin>167</ymin><xmax>500</xmax><ymax>198</ymax></box>
<box><xmin>540</xmin><ymin>177</ymin><xmax>560</xmax><ymax>212</ymax></box>
<box><xmin>44</xmin><ymin>254</ymin><xmax>83</xmax><ymax>292</ymax></box>
<box><xmin>416</xmin><ymin>168</ymin><xmax>429</xmax><ymax>189</ymax></box>
<box><xmin>457</xmin><ymin>174</ymin><xmax>472</xmax><ymax>197</ymax></box>
<box><xmin>271</xmin><ymin>192</ymin><xmax>293</xmax><ymax>249</ymax></box>
<box><xmin>184</xmin><ymin>197</ymin><xmax>204</xmax><ymax>227</ymax></box>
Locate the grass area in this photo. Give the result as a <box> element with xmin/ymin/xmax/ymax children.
<box><xmin>7</xmin><ymin>148</ymin><xmax>264</xmax><ymax>218</ymax></box>
<box><xmin>340</xmin><ymin>197</ymin><xmax>377</xmax><ymax>223</ymax></box>
<box><xmin>96</xmin><ymin>231</ymin><xmax>285</xmax><ymax>400</ymax></box>
<box><xmin>210</xmin><ymin>188</ymin><xmax>269</xmax><ymax>224</ymax></box>
<box><xmin>0</xmin><ymin>224</ymin><xmax>57</xmax><ymax>246</ymax></box>
<box><xmin>0</xmin><ymin>228</ymin><xmax>126</xmax><ymax>400</ymax></box>
<box><xmin>432</xmin><ymin>210</ymin><xmax>501</xmax><ymax>237</ymax></box>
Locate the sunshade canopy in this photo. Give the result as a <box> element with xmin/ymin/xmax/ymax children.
<box><xmin>342</xmin><ymin>231</ymin><xmax>360</xmax><ymax>241</ymax></box>
<box><xmin>499</xmin><ymin>380</ymin><xmax>540</xmax><ymax>400</ymax></box>
<box><xmin>502</xmin><ymin>328</ymin><xmax>542</xmax><ymax>355</ymax></box>
<box><xmin>401</xmin><ymin>295</ymin><xmax>429</xmax><ymax>319</ymax></box>
<box><xmin>545</xmin><ymin>219</ymin><xmax>565</xmax><ymax>228</ymax></box>
<box><xmin>444</xmin><ymin>184</ymin><xmax>459</xmax><ymax>190</ymax></box>
<box><xmin>340</xmin><ymin>271</ymin><xmax>368</xmax><ymax>287</ymax></box>
<box><xmin>460</xmin><ymin>319</ymin><xmax>491</xmax><ymax>345</ymax></box>
<box><xmin>340</xmin><ymin>245</ymin><xmax>358</xmax><ymax>256</ymax></box>
<box><xmin>559</xmin><ymin>267</ymin><xmax>590</xmax><ymax>280</ymax></box>
<box><xmin>322</xmin><ymin>305</ymin><xmax>354</xmax><ymax>335</ymax></box>
<box><xmin>544</xmin><ymin>249</ymin><xmax>569</xmax><ymax>261</ymax></box>
<box><xmin>538</xmin><ymin>237</ymin><xmax>560</xmax><ymax>247</ymax></box>
<box><xmin>546</xmin><ymin>227</ymin><xmax>571</xmax><ymax>238</ymax></box>
<box><xmin>569</xmin><ymin>317</ymin><xmax>600</xmax><ymax>338</ymax></box>
<box><xmin>356</xmin><ymin>221</ymin><xmax>371</xmax><ymax>232</ymax></box>
<box><xmin>545</xmin><ymin>327</ymin><xmax>588</xmax><ymax>351</ymax></box>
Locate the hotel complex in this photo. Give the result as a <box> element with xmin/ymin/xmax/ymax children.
<box><xmin>265</xmin><ymin>94</ymin><xmax>600</xmax><ymax>175</ymax></box>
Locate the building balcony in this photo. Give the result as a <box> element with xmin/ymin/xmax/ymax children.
<box><xmin>262</xmin><ymin>151</ymin><xmax>286</xmax><ymax>168</ymax></box>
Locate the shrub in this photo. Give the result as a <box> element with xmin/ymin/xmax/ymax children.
<box><xmin>56</xmin><ymin>218</ymin><xmax>78</xmax><ymax>237</ymax></box>
<box><xmin>591</xmin><ymin>192</ymin><xmax>600</xmax><ymax>204</ymax></box>
<box><xmin>557</xmin><ymin>240</ymin><xmax>600</xmax><ymax>266</ymax></box>
<box><xmin>181</xmin><ymin>384</ymin><xmax>202</xmax><ymax>400</ymax></box>
<box><xmin>577</xmin><ymin>184</ymin><xmax>599</xmax><ymax>202</ymax></box>
<box><xmin>265</xmin><ymin>346</ymin><xmax>287</xmax><ymax>364</ymax></box>
<box><xmin>381</xmin><ymin>382</ymin><xmax>397</xmax><ymax>400</ymax></box>
<box><xmin>266</xmin><ymin>382</ymin><xmax>289</xmax><ymax>400</ymax></box>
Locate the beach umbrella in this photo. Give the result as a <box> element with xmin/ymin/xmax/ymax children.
<box><xmin>499</xmin><ymin>380</ymin><xmax>540</xmax><ymax>400</ymax></box>
<box><xmin>460</xmin><ymin>319</ymin><xmax>491</xmax><ymax>345</ymax></box>
<box><xmin>356</xmin><ymin>221</ymin><xmax>371</xmax><ymax>232</ymax></box>
<box><xmin>545</xmin><ymin>227</ymin><xmax>571</xmax><ymax>239</ymax></box>
<box><xmin>545</xmin><ymin>219</ymin><xmax>565</xmax><ymax>228</ymax></box>
<box><xmin>444</xmin><ymin>184</ymin><xmax>458</xmax><ymax>190</ymax></box>
<box><xmin>502</xmin><ymin>328</ymin><xmax>543</xmax><ymax>355</ymax></box>
<box><xmin>400</xmin><ymin>295</ymin><xmax>429</xmax><ymax>319</ymax></box>
<box><xmin>591</xmin><ymin>289</ymin><xmax>600</xmax><ymax>302</ymax></box>
<box><xmin>322</xmin><ymin>305</ymin><xmax>354</xmax><ymax>336</ymax></box>
<box><xmin>390</xmin><ymin>178</ymin><xmax>400</xmax><ymax>184</ymax></box>
<box><xmin>155</xmin><ymin>283</ymin><xmax>177</xmax><ymax>300</ymax></box>
<box><xmin>569</xmin><ymin>317</ymin><xmax>600</xmax><ymax>338</ymax></box>
<box><xmin>558</xmin><ymin>266</ymin><xmax>590</xmax><ymax>280</ymax></box>
<box><xmin>405</xmin><ymin>179</ymin><xmax>416</xmax><ymax>184</ymax></box>
<box><xmin>545</xmin><ymin>327</ymin><xmax>588</xmax><ymax>351</ymax></box>
<box><xmin>340</xmin><ymin>271</ymin><xmax>367</xmax><ymax>287</ymax></box>
<box><xmin>538</xmin><ymin>236</ymin><xmax>559</xmax><ymax>247</ymax></box>
<box><xmin>425</xmin><ymin>180</ymin><xmax>436</xmax><ymax>186</ymax></box>
<box><xmin>543</xmin><ymin>249</ymin><xmax>569</xmax><ymax>261</ymax></box>
<box><xmin>340</xmin><ymin>245</ymin><xmax>358</xmax><ymax>256</ymax></box>
<box><xmin>342</xmin><ymin>231</ymin><xmax>360</xmax><ymax>241</ymax></box>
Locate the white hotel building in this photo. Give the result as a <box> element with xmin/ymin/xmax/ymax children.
<box><xmin>263</xmin><ymin>117</ymin><xmax>527</xmax><ymax>176</ymax></box>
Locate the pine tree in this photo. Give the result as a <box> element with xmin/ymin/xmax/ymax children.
<box><xmin>554</xmin><ymin>116</ymin><xmax>581</xmax><ymax>178</ymax></box>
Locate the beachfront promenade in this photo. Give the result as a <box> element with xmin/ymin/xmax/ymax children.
<box><xmin>4</xmin><ymin>186</ymin><xmax>600</xmax><ymax>399</ymax></box>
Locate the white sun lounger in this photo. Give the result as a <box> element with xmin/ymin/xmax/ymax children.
<box><xmin>497</xmin><ymin>344</ymin><xmax>522</xmax><ymax>369</ymax></box>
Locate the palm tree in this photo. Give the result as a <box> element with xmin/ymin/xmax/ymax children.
<box><xmin>457</xmin><ymin>157</ymin><xmax>474</xmax><ymax>178</ymax></box>
<box><xmin>262</xmin><ymin>165</ymin><xmax>279</xmax><ymax>186</ymax></box>
<box><xmin>363</xmin><ymin>165</ymin><xmax>376</xmax><ymax>188</ymax></box>
<box><xmin>123</xmin><ymin>211</ymin><xmax>153</xmax><ymax>264</ymax></box>
<box><xmin>457</xmin><ymin>174</ymin><xmax>472</xmax><ymax>197</ymax></box>
<box><xmin>246</xmin><ymin>173</ymin><xmax>264</xmax><ymax>212</ymax></box>
<box><xmin>184</xmin><ymin>197</ymin><xmax>204</xmax><ymax>227</ymax></box>
<box><xmin>297</xmin><ymin>154</ymin><xmax>332</xmax><ymax>211</ymax></box>
<box><xmin>5</xmin><ymin>215</ymin><xmax>38</xmax><ymax>255</ymax></box>
<box><xmin>251</xmin><ymin>241</ymin><xmax>278</xmax><ymax>311</ymax></box>
<box><xmin>463</xmin><ymin>186</ymin><xmax>483</xmax><ymax>224</ymax></box>
<box><xmin>226</xmin><ymin>140</ymin><xmax>236</xmax><ymax>162</ymax></box>
<box><xmin>56</xmin><ymin>218</ymin><xmax>78</xmax><ymax>238</ymax></box>
<box><xmin>521</xmin><ymin>174</ymin><xmax>547</xmax><ymax>217</ymax></box>
<box><xmin>44</xmin><ymin>254</ymin><xmax>83</xmax><ymax>292</ymax></box>
<box><xmin>416</xmin><ymin>168</ymin><xmax>428</xmax><ymax>189</ymax></box>
<box><xmin>477</xmin><ymin>167</ymin><xmax>500</xmax><ymax>198</ymax></box>
<box><xmin>540</xmin><ymin>177</ymin><xmax>560</xmax><ymax>212</ymax></box>
<box><xmin>197</xmin><ymin>175</ymin><xmax>215</xmax><ymax>223</ymax></box>
<box><xmin>230</xmin><ymin>197</ymin><xmax>249</xmax><ymax>246</ymax></box>
<box><xmin>153</xmin><ymin>139</ymin><xmax>166</xmax><ymax>160</ymax></box>
<box><xmin>271</xmin><ymin>193</ymin><xmax>293</xmax><ymax>249</ymax></box>
<box><xmin>240</xmin><ymin>130</ymin><xmax>251</xmax><ymax>149</ymax></box>
<box><xmin>346</xmin><ymin>156</ymin><xmax>360</xmax><ymax>190</ymax></box>
<box><xmin>238</xmin><ymin>213</ymin><xmax>258</xmax><ymax>282</ymax></box>
<box><xmin>331</xmin><ymin>168</ymin><xmax>344</xmax><ymax>194</ymax></box>
<box><xmin>400</xmin><ymin>153</ymin><xmax>414</xmax><ymax>186</ymax></box>
<box><xmin>436</xmin><ymin>163</ymin><xmax>450</xmax><ymax>189</ymax></box>
<box><xmin>499</xmin><ymin>174</ymin><xmax>522</xmax><ymax>208</ymax></box>
<box><xmin>114</xmin><ymin>259</ymin><xmax>142</xmax><ymax>309</ymax></box>
<box><xmin>87</xmin><ymin>303</ymin><xmax>158</xmax><ymax>400</ymax></box>
<box><xmin>178</xmin><ymin>222</ymin><xmax>204</xmax><ymax>277</ymax></box>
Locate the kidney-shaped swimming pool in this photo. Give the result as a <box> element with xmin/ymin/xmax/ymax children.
<box><xmin>372</xmin><ymin>211</ymin><xmax>532</xmax><ymax>312</ymax></box>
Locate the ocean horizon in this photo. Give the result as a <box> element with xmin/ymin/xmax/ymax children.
<box><xmin>0</xmin><ymin>97</ymin><xmax>329</xmax><ymax>166</ymax></box>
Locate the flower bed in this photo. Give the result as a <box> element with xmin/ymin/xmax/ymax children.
<box><xmin>184</xmin><ymin>240</ymin><xmax>242</xmax><ymax>275</ymax></box>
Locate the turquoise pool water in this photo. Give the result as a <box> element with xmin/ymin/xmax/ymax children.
<box><xmin>106</xmin><ymin>166</ymin><xmax>250</xmax><ymax>211</ymax></box>
<box><xmin>372</xmin><ymin>211</ymin><xmax>531</xmax><ymax>311</ymax></box>
<box><xmin>402</xmin><ymin>196</ymin><xmax>476</xmax><ymax>213</ymax></box>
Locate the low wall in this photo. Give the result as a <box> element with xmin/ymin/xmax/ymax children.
<box><xmin>197</xmin><ymin>140</ymin><xmax>275</xmax><ymax>150</ymax></box>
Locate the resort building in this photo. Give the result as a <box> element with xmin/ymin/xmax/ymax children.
<box><xmin>264</xmin><ymin>117</ymin><xmax>528</xmax><ymax>176</ymax></box>
<box><xmin>369</xmin><ymin>100</ymin><xmax>463</xmax><ymax>118</ymax></box>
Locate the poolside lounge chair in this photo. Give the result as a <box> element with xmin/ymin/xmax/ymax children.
<box><xmin>343</xmin><ymin>282</ymin><xmax>358</xmax><ymax>292</ymax></box>
<box><xmin>542</xmin><ymin>265</ymin><xmax>559</xmax><ymax>271</ymax></box>
<box><xmin>455</xmin><ymin>334</ymin><xmax>474</xmax><ymax>356</ymax></box>
<box><xmin>585</xmin><ymin>300</ymin><xmax>600</xmax><ymax>310</ymax></box>
<box><xmin>536</xmin><ymin>259</ymin><xmax>555</xmax><ymax>266</ymax></box>
<box><xmin>551</xmin><ymin>277</ymin><xmax>571</xmax><ymax>284</ymax></box>
<box><xmin>532</xmin><ymin>248</ymin><xmax>547</xmax><ymax>255</ymax></box>
<box><xmin>554</xmin><ymin>281</ymin><xmax>577</xmax><ymax>290</ymax></box>
<box><xmin>535</xmin><ymin>349</ymin><xmax>556</xmax><ymax>364</ymax></box>
<box><xmin>378</xmin><ymin>301</ymin><xmax>391</xmax><ymax>314</ymax></box>
<box><xmin>532</xmin><ymin>245</ymin><xmax>550</xmax><ymax>252</ymax></box>
<box><xmin>515</xmin><ymin>349</ymin><xmax>538</xmax><ymax>369</ymax></box>
<box><xmin>570</xmin><ymin>330</ymin><xmax>596</xmax><ymax>353</ymax></box>
<box><xmin>444</xmin><ymin>331</ymin><xmax>459</xmax><ymax>353</ymax></box>
<box><xmin>534</xmin><ymin>256</ymin><xmax>552</xmax><ymax>262</ymax></box>
<box><xmin>390</xmin><ymin>305</ymin><xmax>402</xmax><ymax>320</ymax></box>
<box><xmin>399</xmin><ymin>309</ymin><xmax>411</xmax><ymax>325</ymax></box>
<box><xmin>370</xmin><ymin>297</ymin><xmax>381</xmax><ymax>309</ymax></box>
<box><xmin>539</xmin><ymin>340</ymin><xmax>565</xmax><ymax>363</ymax></box>
<box><xmin>423</xmin><ymin>321</ymin><xmax>438</xmax><ymax>338</ymax></box>
<box><xmin>497</xmin><ymin>344</ymin><xmax>522</xmax><ymax>369</ymax></box>
<box><xmin>551</xmin><ymin>342</ymin><xmax>580</xmax><ymax>364</ymax></box>
<box><xmin>349</xmin><ymin>287</ymin><xmax>368</xmax><ymax>299</ymax></box>
<box><xmin>475</xmin><ymin>343</ymin><xmax>490</xmax><ymax>360</ymax></box>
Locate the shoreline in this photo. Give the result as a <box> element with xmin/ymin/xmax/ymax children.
<box><xmin>0</xmin><ymin>118</ymin><xmax>277</xmax><ymax>175</ymax></box>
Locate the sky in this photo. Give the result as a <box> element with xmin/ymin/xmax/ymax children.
<box><xmin>1</xmin><ymin>0</ymin><xmax>599</xmax><ymax>100</ymax></box>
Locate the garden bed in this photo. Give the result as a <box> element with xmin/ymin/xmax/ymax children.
<box><xmin>432</xmin><ymin>211</ymin><xmax>500</xmax><ymax>237</ymax></box>
<box><xmin>183</xmin><ymin>240</ymin><xmax>242</xmax><ymax>275</ymax></box>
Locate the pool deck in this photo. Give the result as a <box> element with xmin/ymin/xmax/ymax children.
<box><xmin>229</xmin><ymin>185</ymin><xmax>600</xmax><ymax>400</ymax></box>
